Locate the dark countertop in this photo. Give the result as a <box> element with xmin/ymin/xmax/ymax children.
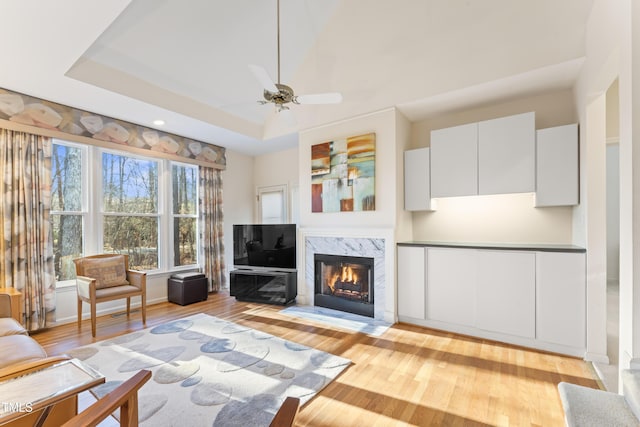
<box><xmin>397</xmin><ymin>241</ymin><xmax>586</xmax><ymax>253</ymax></box>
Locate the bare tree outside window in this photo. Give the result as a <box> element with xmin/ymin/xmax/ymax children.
<box><xmin>172</xmin><ymin>163</ymin><xmax>198</xmax><ymax>266</ymax></box>
<box><xmin>51</xmin><ymin>142</ymin><xmax>84</xmax><ymax>281</ymax></box>
<box><xmin>102</xmin><ymin>152</ymin><xmax>159</xmax><ymax>270</ymax></box>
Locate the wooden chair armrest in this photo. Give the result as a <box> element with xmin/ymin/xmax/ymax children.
<box><xmin>0</xmin><ymin>355</ymin><xmax>71</xmax><ymax>381</ymax></box>
<box><xmin>269</xmin><ymin>396</ymin><xmax>300</xmax><ymax>427</ymax></box>
<box><xmin>61</xmin><ymin>369</ymin><xmax>152</xmax><ymax>427</ymax></box>
<box><xmin>0</xmin><ymin>293</ymin><xmax>12</xmax><ymax>318</ymax></box>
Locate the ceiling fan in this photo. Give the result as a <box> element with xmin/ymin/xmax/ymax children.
<box><xmin>249</xmin><ymin>0</ymin><xmax>342</xmax><ymax>113</ymax></box>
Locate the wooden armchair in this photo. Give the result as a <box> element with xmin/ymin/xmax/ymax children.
<box><xmin>61</xmin><ymin>369</ymin><xmax>151</xmax><ymax>427</ymax></box>
<box><xmin>74</xmin><ymin>254</ymin><xmax>146</xmax><ymax>337</ymax></box>
<box><xmin>270</xmin><ymin>397</ymin><xmax>300</xmax><ymax>427</ymax></box>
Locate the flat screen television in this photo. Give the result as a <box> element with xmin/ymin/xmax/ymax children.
<box><xmin>233</xmin><ymin>224</ymin><xmax>297</xmax><ymax>271</ymax></box>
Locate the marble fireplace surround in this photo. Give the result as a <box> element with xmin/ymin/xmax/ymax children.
<box><xmin>299</xmin><ymin>228</ymin><xmax>396</xmax><ymax>323</ymax></box>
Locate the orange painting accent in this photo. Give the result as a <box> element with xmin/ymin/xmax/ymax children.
<box><xmin>312</xmin><ymin>183</ymin><xmax>324</xmax><ymax>212</ymax></box>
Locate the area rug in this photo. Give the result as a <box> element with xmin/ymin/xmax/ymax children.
<box><xmin>67</xmin><ymin>313</ymin><xmax>351</xmax><ymax>426</ymax></box>
<box><xmin>280</xmin><ymin>306</ymin><xmax>392</xmax><ymax>337</ymax></box>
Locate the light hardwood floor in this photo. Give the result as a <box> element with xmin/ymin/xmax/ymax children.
<box><xmin>31</xmin><ymin>292</ymin><xmax>600</xmax><ymax>426</ymax></box>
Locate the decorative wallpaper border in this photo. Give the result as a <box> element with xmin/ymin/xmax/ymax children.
<box><xmin>0</xmin><ymin>87</ymin><xmax>226</xmax><ymax>168</ymax></box>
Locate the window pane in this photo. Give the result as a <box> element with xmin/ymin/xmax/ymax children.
<box><xmin>172</xmin><ymin>164</ymin><xmax>197</xmax><ymax>215</ymax></box>
<box><xmin>51</xmin><ymin>144</ymin><xmax>82</xmax><ymax>211</ymax></box>
<box><xmin>52</xmin><ymin>215</ymin><xmax>83</xmax><ymax>281</ymax></box>
<box><xmin>103</xmin><ymin>216</ymin><xmax>158</xmax><ymax>270</ymax></box>
<box><xmin>102</xmin><ymin>153</ymin><xmax>158</xmax><ymax>213</ymax></box>
<box><xmin>261</xmin><ymin>191</ymin><xmax>284</xmax><ymax>224</ymax></box>
<box><xmin>173</xmin><ymin>217</ymin><xmax>197</xmax><ymax>266</ymax></box>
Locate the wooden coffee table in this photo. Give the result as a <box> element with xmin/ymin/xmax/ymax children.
<box><xmin>0</xmin><ymin>358</ymin><xmax>105</xmax><ymax>425</ymax></box>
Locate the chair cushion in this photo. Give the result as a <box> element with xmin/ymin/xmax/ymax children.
<box><xmin>0</xmin><ymin>335</ymin><xmax>47</xmax><ymax>369</ymax></box>
<box><xmin>95</xmin><ymin>285</ymin><xmax>142</xmax><ymax>299</ymax></box>
<box><xmin>0</xmin><ymin>318</ymin><xmax>27</xmax><ymax>336</ymax></box>
<box><xmin>82</xmin><ymin>256</ymin><xmax>130</xmax><ymax>289</ymax></box>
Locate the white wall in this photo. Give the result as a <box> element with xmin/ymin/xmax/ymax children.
<box><xmin>253</xmin><ymin>146</ymin><xmax>300</xmax><ymax>222</ymax></box>
<box><xmin>607</xmin><ymin>144</ymin><xmax>620</xmax><ymax>282</ymax></box>
<box><xmin>221</xmin><ymin>149</ymin><xmax>255</xmax><ymax>286</ymax></box>
<box><xmin>606</xmin><ymin>81</ymin><xmax>620</xmax><ymax>282</ymax></box>
<box><xmin>395</xmin><ymin>109</ymin><xmax>414</xmax><ymax>243</ymax></box>
<box><xmin>410</xmin><ymin>90</ymin><xmax>577</xmax><ymax>244</ymax></box>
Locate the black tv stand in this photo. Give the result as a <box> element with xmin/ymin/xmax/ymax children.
<box><xmin>230</xmin><ymin>269</ymin><xmax>297</xmax><ymax>306</ymax></box>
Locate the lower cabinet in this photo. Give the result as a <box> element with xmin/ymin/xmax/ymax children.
<box><xmin>427</xmin><ymin>248</ymin><xmax>476</xmax><ymax>327</ymax></box>
<box><xmin>476</xmin><ymin>251</ymin><xmax>535</xmax><ymax>338</ymax></box>
<box><xmin>536</xmin><ymin>252</ymin><xmax>586</xmax><ymax>348</ymax></box>
<box><xmin>397</xmin><ymin>245</ymin><xmax>586</xmax><ymax>356</ymax></box>
<box><xmin>230</xmin><ymin>269</ymin><xmax>297</xmax><ymax>305</ymax></box>
<box><xmin>397</xmin><ymin>246</ymin><xmax>426</xmax><ymax>319</ymax></box>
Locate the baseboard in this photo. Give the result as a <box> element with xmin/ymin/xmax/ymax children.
<box><xmin>585</xmin><ymin>352</ymin><xmax>610</xmax><ymax>364</ymax></box>
<box><xmin>53</xmin><ymin>295</ymin><xmax>168</xmax><ymax>325</ymax></box>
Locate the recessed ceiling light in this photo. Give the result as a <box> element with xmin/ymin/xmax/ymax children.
<box><xmin>153</xmin><ymin>119</ymin><xmax>165</xmax><ymax>126</ymax></box>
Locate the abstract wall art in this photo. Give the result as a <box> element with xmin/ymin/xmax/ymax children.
<box><xmin>311</xmin><ymin>132</ymin><xmax>375</xmax><ymax>212</ymax></box>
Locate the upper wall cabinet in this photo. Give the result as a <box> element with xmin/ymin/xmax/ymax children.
<box><xmin>478</xmin><ymin>112</ymin><xmax>536</xmax><ymax>195</ymax></box>
<box><xmin>430</xmin><ymin>122</ymin><xmax>478</xmax><ymax>198</ymax></box>
<box><xmin>535</xmin><ymin>124</ymin><xmax>579</xmax><ymax>207</ymax></box>
<box><xmin>404</xmin><ymin>148</ymin><xmax>433</xmax><ymax>211</ymax></box>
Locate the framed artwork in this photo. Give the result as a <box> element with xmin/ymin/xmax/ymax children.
<box><xmin>311</xmin><ymin>132</ymin><xmax>375</xmax><ymax>212</ymax></box>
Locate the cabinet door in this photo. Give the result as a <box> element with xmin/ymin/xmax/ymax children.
<box><xmin>535</xmin><ymin>124</ymin><xmax>579</xmax><ymax>207</ymax></box>
<box><xmin>397</xmin><ymin>246</ymin><xmax>426</xmax><ymax>319</ymax></box>
<box><xmin>478</xmin><ymin>112</ymin><xmax>535</xmax><ymax>195</ymax></box>
<box><xmin>404</xmin><ymin>148</ymin><xmax>432</xmax><ymax>211</ymax></box>
<box><xmin>430</xmin><ymin>122</ymin><xmax>478</xmax><ymax>197</ymax></box>
<box><xmin>427</xmin><ymin>247</ymin><xmax>476</xmax><ymax>326</ymax></box>
<box><xmin>536</xmin><ymin>252</ymin><xmax>585</xmax><ymax>348</ymax></box>
<box><xmin>476</xmin><ymin>250</ymin><xmax>535</xmax><ymax>338</ymax></box>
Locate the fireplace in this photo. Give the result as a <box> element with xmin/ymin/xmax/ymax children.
<box><xmin>314</xmin><ymin>254</ymin><xmax>374</xmax><ymax>317</ymax></box>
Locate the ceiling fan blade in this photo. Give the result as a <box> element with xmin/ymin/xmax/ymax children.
<box><xmin>249</xmin><ymin>64</ymin><xmax>278</xmax><ymax>93</ymax></box>
<box><xmin>295</xmin><ymin>92</ymin><xmax>343</xmax><ymax>105</ymax></box>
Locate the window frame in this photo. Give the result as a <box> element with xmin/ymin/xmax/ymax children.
<box><xmin>98</xmin><ymin>148</ymin><xmax>163</xmax><ymax>272</ymax></box>
<box><xmin>51</xmin><ymin>140</ymin><xmax>200</xmax><ymax>286</ymax></box>
<box><xmin>257</xmin><ymin>184</ymin><xmax>288</xmax><ymax>224</ymax></box>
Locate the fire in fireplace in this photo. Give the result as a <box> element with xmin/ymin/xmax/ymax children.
<box><xmin>314</xmin><ymin>254</ymin><xmax>374</xmax><ymax>317</ymax></box>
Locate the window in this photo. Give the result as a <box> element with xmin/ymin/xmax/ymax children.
<box><xmin>50</xmin><ymin>141</ymin><xmax>199</xmax><ymax>282</ymax></box>
<box><xmin>172</xmin><ymin>163</ymin><xmax>198</xmax><ymax>267</ymax></box>
<box><xmin>51</xmin><ymin>141</ymin><xmax>86</xmax><ymax>281</ymax></box>
<box><xmin>102</xmin><ymin>152</ymin><xmax>159</xmax><ymax>270</ymax></box>
<box><xmin>258</xmin><ymin>185</ymin><xmax>288</xmax><ymax>224</ymax></box>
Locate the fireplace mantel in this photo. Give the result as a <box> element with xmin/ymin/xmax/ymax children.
<box><xmin>298</xmin><ymin>227</ymin><xmax>396</xmax><ymax>322</ymax></box>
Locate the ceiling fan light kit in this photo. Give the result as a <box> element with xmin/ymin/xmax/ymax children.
<box><xmin>250</xmin><ymin>0</ymin><xmax>342</xmax><ymax>113</ymax></box>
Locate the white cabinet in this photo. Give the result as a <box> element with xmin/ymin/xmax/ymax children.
<box><xmin>397</xmin><ymin>246</ymin><xmax>426</xmax><ymax>319</ymax></box>
<box><xmin>430</xmin><ymin>122</ymin><xmax>478</xmax><ymax>197</ymax></box>
<box><xmin>476</xmin><ymin>251</ymin><xmax>536</xmax><ymax>338</ymax></box>
<box><xmin>427</xmin><ymin>248</ymin><xmax>476</xmax><ymax>327</ymax></box>
<box><xmin>396</xmin><ymin>243</ymin><xmax>586</xmax><ymax>356</ymax></box>
<box><xmin>404</xmin><ymin>148</ymin><xmax>432</xmax><ymax>211</ymax></box>
<box><xmin>535</xmin><ymin>124</ymin><xmax>579</xmax><ymax>207</ymax></box>
<box><xmin>478</xmin><ymin>112</ymin><xmax>536</xmax><ymax>195</ymax></box>
<box><xmin>536</xmin><ymin>251</ymin><xmax>585</xmax><ymax>348</ymax></box>
<box><xmin>429</xmin><ymin>112</ymin><xmax>536</xmax><ymax>198</ymax></box>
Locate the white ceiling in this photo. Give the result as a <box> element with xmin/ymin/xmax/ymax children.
<box><xmin>0</xmin><ymin>0</ymin><xmax>595</xmax><ymax>156</ymax></box>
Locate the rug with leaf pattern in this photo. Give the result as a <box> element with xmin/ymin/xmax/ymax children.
<box><xmin>67</xmin><ymin>313</ymin><xmax>351</xmax><ymax>426</ymax></box>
